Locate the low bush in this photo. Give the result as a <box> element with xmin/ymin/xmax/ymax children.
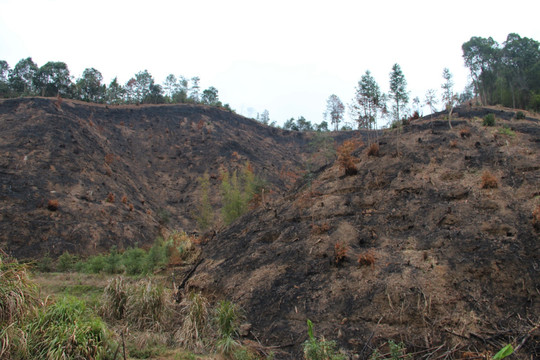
<box><xmin>122</xmin><ymin>247</ymin><xmax>147</xmax><ymax>275</ymax></box>
<box><xmin>516</xmin><ymin>111</ymin><xmax>525</xmax><ymax>120</ymax></box>
<box><xmin>483</xmin><ymin>113</ymin><xmax>496</xmax><ymax>126</ymax></box>
<box><xmin>56</xmin><ymin>251</ymin><xmax>76</xmax><ymax>272</ymax></box>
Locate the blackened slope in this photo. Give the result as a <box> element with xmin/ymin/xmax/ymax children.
<box><xmin>0</xmin><ymin>97</ymin><xmax>317</xmax><ymax>258</ymax></box>
<box><xmin>189</xmin><ymin>110</ymin><xmax>540</xmax><ymax>359</ymax></box>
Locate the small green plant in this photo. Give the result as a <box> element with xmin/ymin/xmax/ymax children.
<box><xmin>497</xmin><ymin>126</ymin><xmax>516</xmax><ymax>137</ymax></box>
<box><xmin>516</xmin><ymin>111</ymin><xmax>525</xmax><ymax>120</ymax></box>
<box><xmin>483</xmin><ymin>113</ymin><xmax>496</xmax><ymax>126</ymax></box>
<box><xmin>370</xmin><ymin>340</ymin><xmax>411</xmax><ymax>360</ymax></box>
<box><xmin>493</xmin><ymin>344</ymin><xmax>513</xmax><ymax>359</ymax></box>
<box><xmin>303</xmin><ymin>319</ymin><xmax>345</xmax><ymax>360</ymax></box>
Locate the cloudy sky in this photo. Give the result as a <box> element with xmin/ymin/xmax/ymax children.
<box><xmin>1</xmin><ymin>0</ymin><xmax>539</xmax><ymax>127</ymax></box>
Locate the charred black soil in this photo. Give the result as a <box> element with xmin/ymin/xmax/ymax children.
<box><xmin>0</xmin><ymin>97</ymin><xmax>340</xmax><ymax>258</ymax></box>
<box><xmin>188</xmin><ymin>107</ymin><xmax>540</xmax><ymax>359</ymax></box>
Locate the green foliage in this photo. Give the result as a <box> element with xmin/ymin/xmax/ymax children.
<box><xmin>497</xmin><ymin>126</ymin><xmax>516</xmax><ymax>137</ymax></box>
<box><xmin>370</xmin><ymin>340</ymin><xmax>411</xmax><ymax>360</ymax></box>
<box><xmin>389</xmin><ymin>63</ymin><xmax>409</xmax><ymax>123</ymax></box>
<box><xmin>122</xmin><ymin>247</ymin><xmax>148</xmax><ymax>275</ymax></box>
<box><xmin>36</xmin><ymin>253</ymin><xmax>54</xmax><ymax>272</ymax></box>
<box><xmin>516</xmin><ymin>111</ymin><xmax>526</xmax><ymax>119</ymax></box>
<box><xmin>351</xmin><ymin>70</ymin><xmax>383</xmax><ymax>129</ymax></box>
<box><xmin>57</xmin><ymin>251</ymin><xmax>76</xmax><ymax>272</ymax></box>
<box><xmin>145</xmin><ymin>239</ymin><xmax>167</xmax><ymax>273</ymax></box>
<box><xmin>493</xmin><ymin>344</ymin><xmax>513</xmax><ymax>359</ymax></box>
<box><xmin>104</xmin><ymin>247</ymin><xmax>123</xmax><ymax>274</ymax></box>
<box><xmin>462</xmin><ymin>33</ymin><xmax>540</xmax><ymax>110</ymax></box>
<box><xmin>195</xmin><ymin>171</ymin><xmax>214</xmax><ymax>231</ymax></box>
<box><xmin>483</xmin><ymin>113</ymin><xmax>496</xmax><ymax>126</ymax></box>
<box><xmin>221</xmin><ymin>162</ymin><xmax>257</xmax><ymax>225</ymax></box>
<box><xmin>25</xmin><ymin>296</ymin><xmax>117</xmax><ymax>359</ymax></box>
<box><xmin>303</xmin><ymin>319</ymin><xmax>345</xmax><ymax>360</ymax></box>
<box><xmin>86</xmin><ymin>254</ymin><xmax>107</xmax><ymax>274</ymax></box>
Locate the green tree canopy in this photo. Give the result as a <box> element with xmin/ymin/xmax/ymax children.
<box><xmin>388</xmin><ymin>63</ymin><xmax>409</xmax><ymax>122</ymax></box>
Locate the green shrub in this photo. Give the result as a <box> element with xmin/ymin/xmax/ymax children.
<box><xmin>104</xmin><ymin>247</ymin><xmax>123</xmax><ymax>274</ymax></box>
<box><xmin>26</xmin><ymin>296</ymin><xmax>117</xmax><ymax>359</ymax></box>
<box><xmin>303</xmin><ymin>319</ymin><xmax>345</xmax><ymax>360</ymax></box>
<box><xmin>57</xmin><ymin>251</ymin><xmax>76</xmax><ymax>272</ymax></box>
<box><xmin>86</xmin><ymin>254</ymin><xmax>107</xmax><ymax>274</ymax></box>
<box><xmin>122</xmin><ymin>247</ymin><xmax>147</xmax><ymax>275</ymax></box>
<box><xmin>483</xmin><ymin>113</ymin><xmax>496</xmax><ymax>126</ymax></box>
<box><xmin>36</xmin><ymin>253</ymin><xmax>54</xmax><ymax>272</ymax></box>
<box><xmin>516</xmin><ymin>111</ymin><xmax>525</xmax><ymax>119</ymax></box>
<box><xmin>145</xmin><ymin>239</ymin><xmax>167</xmax><ymax>273</ymax></box>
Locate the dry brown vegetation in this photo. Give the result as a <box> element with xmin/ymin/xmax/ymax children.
<box><xmin>337</xmin><ymin>138</ymin><xmax>363</xmax><ymax>175</ymax></box>
<box><xmin>481</xmin><ymin>170</ymin><xmax>499</xmax><ymax>189</ymax></box>
<box><xmin>47</xmin><ymin>199</ymin><xmax>59</xmax><ymax>211</ymax></box>
<box><xmin>357</xmin><ymin>251</ymin><xmax>375</xmax><ymax>267</ymax></box>
<box><xmin>367</xmin><ymin>142</ymin><xmax>380</xmax><ymax>156</ymax></box>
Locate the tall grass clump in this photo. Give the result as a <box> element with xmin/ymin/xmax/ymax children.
<box><xmin>125</xmin><ymin>279</ymin><xmax>169</xmax><ymax>331</ymax></box>
<box><xmin>177</xmin><ymin>291</ymin><xmax>211</xmax><ymax>350</ymax></box>
<box><xmin>215</xmin><ymin>300</ymin><xmax>241</xmax><ymax>356</ymax></box>
<box><xmin>101</xmin><ymin>276</ymin><xmax>128</xmax><ymax>321</ymax></box>
<box><xmin>25</xmin><ymin>296</ymin><xmax>117</xmax><ymax>359</ymax></box>
<box><xmin>0</xmin><ymin>253</ymin><xmax>38</xmax><ymax>358</ymax></box>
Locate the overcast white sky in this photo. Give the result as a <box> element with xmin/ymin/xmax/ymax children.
<box><xmin>1</xmin><ymin>0</ymin><xmax>539</xmax><ymax>127</ymax></box>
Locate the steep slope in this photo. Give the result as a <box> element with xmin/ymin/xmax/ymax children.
<box><xmin>0</xmin><ymin>97</ymin><xmax>324</xmax><ymax>258</ymax></box>
<box><xmin>189</xmin><ymin>108</ymin><xmax>540</xmax><ymax>359</ymax></box>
